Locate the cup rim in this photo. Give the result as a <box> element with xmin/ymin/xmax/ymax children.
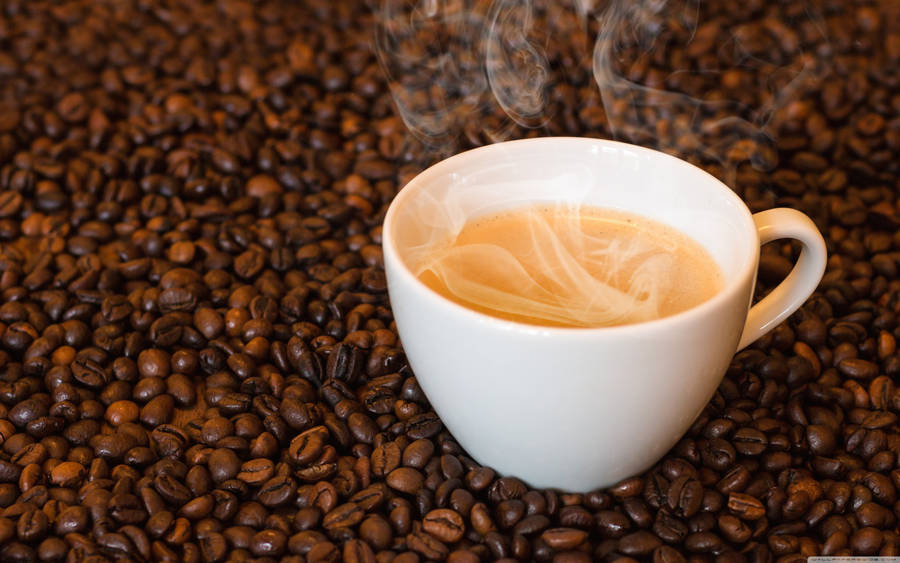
<box><xmin>383</xmin><ymin>136</ymin><xmax>758</xmax><ymax>335</ymax></box>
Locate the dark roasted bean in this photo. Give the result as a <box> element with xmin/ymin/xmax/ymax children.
<box><xmin>423</xmin><ymin>508</ymin><xmax>465</xmax><ymax>542</ymax></box>
<box><xmin>541</xmin><ymin>527</ymin><xmax>588</xmax><ymax>550</ymax></box>
<box><xmin>728</xmin><ymin>493</ymin><xmax>765</xmax><ymax>520</ymax></box>
<box><xmin>618</xmin><ymin>530</ymin><xmax>662</xmax><ymax>556</ymax></box>
<box><xmin>407</xmin><ymin>528</ymin><xmax>450</xmax><ymax>560</ymax></box>
<box><xmin>667</xmin><ymin>476</ymin><xmax>703</xmax><ymax>518</ymax></box>
<box><xmin>386</xmin><ymin>467</ymin><xmax>424</xmax><ymax>494</ymax></box>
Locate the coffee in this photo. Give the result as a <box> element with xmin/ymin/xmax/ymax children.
<box><xmin>416</xmin><ymin>205</ymin><xmax>723</xmax><ymax>327</ymax></box>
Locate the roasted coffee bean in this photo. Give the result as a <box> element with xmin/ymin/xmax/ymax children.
<box><xmin>343</xmin><ymin>538</ymin><xmax>376</xmax><ymax>563</ymax></box>
<box><xmin>667</xmin><ymin>476</ymin><xmax>703</xmax><ymax>518</ymax></box>
<box><xmin>36</xmin><ymin>537</ymin><xmax>68</xmax><ymax>561</ymax></box>
<box><xmin>541</xmin><ymin>527</ymin><xmax>588</xmax><ymax>550</ymax></box>
<box><xmin>17</xmin><ymin>509</ymin><xmax>49</xmax><ymax>542</ymax></box>
<box><xmin>596</xmin><ymin>510</ymin><xmax>631</xmax><ymax>538</ymax></box>
<box><xmin>326</xmin><ymin>343</ymin><xmax>363</xmax><ymax>384</ymax></box>
<box><xmin>619</xmin><ymin>530</ymin><xmax>663</xmax><ymax>556</ymax></box>
<box><xmin>258</xmin><ymin>476</ymin><xmax>297</xmax><ymax>507</ymax></box>
<box><xmin>50</xmin><ymin>461</ymin><xmax>85</xmax><ymax>487</ymax></box>
<box><xmin>718</xmin><ymin>514</ymin><xmax>752</xmax><ymax>543</ymax></box>
<box><xmin>406</xmin><ymin>529</ymin><xmax>450</xmax><ymax>560</ymax></box>
<box><xmin>423</xmin><ymin>508</ymin><xmax>465</xmax><ymax>542</ymax></box>
<box><xmin>371</xmin><ymin>442</ymin><xmax>402</xmax><ymax>477</ymax></box>
<box><xmin>55</xmin><ymin>506</ymin><xmax>89</xmax><ymax>535</ymax></box>
<box><xmin>727</xmin><ymin>493</ymin><xmax>766</xmax><ymax>520</ymax></box>
<box><xmin>322</xmin><ymin>502</ymin><xmax>365</xmax><ymax>530</ymax></box>
<box><xmin>250</xmin><ymin>529</ymin><xmax>287</xmax><ymax>557</ymax></box>
<box><xmin>360</xmin><ymin>515</ymin><xmax>393</xmax><ymax>551</ymax></box>
<box><xmin>287</xmin><ymin>337</ymin><xmax>323</xmax><ymax>387</ymax></box>
<box><xmin>200</xmin><ymin>533</ymin><xmax>228</xmax><ymax>562</ymax></box>
<box><xmin>653</xmin><ymin>510</ymin><xmax>688</xmax><ymax>543</ymax></box>
<box><xmin>237</xmin><ymin>458</ymin><xmax>275</xmax><ymax>485</ymax></box>
<box><xmin>208</xmin><ymin>448</ymin><xmax>242</xmax><ymax>483</ymax></box>
<box><xmin>386</xmin><ymin>467</ymin><xmax>424</xmax><ymax>494</ymax></box>
<box><xmin>289</xmin><ymin>426</ymin><xmax>329</xmax><ymax>466</ymax></box>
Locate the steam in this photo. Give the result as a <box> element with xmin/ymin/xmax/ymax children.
<box><xmin>374</xmin><ymin>0</ymin><xmax>829</xmax><ymax>168</ymax></box>
<box><xmin>374</xmin><ymin>0</ymin><xmax>553</xmax><ymax>151</ymax></box>
<box><xmin>418</xmin><ymin>209</ymin><xmax>669</xmax><ymax>327</ymax></box>
<box><xmin>485</xmin><ymin>0</ymin><xmax>551</xmax><ymax>128</ymax></box>
<box><xmin>394</xmin><ymin>185</ymin><xmax>723</xmax><ymax>328</ymax></box>
<box><xmin>591</xmin><ymin>0</ymin><xmax>826</xmax><ymax>175</ymax></box>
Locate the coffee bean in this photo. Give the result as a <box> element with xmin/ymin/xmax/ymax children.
<box><xmin>287</xmin><ymin>337</ymin><xmax>323</xmax><ymax>387</ymax></box>
<box><xmin>540</xmin><ymin>527</ymin><xmax>588</xmax><ymax>550</ymax></box>
<box><xmin>106</xmin><ymin>400</ymin><xmax>139</xmax><ymax>426</ymax></box>
<box><xmin>653</xmin><ymin>545</ymin><xmax>687</xmax><ymax>563</ymax></box>
<box><xmin>666</xmin><ymin>476</ymin><xmax>703</xmax><ymax>518</ymax></box>
<box><xmin>50</xmin><ymin>461</ymin><xmax>85</xmax><ymax>487</ymax></box>
<box><xmin>322</xmin><ymin>502</ymin><xmax>365</xmax><ymax>530</ymax></box>
<box><xmin>727</xmin><ymin>493</ymin><xmax>766</xmax><ymax>520</ymax></box>
<box><xmin>36</xmin><ymin>537</ymin><xmax>67</xmax><ymax>561</ymax></box>
<box><xmin>459</xmin><ymin>503</ymin><xmax>491</xmax><ymax>539</ymax></box>
<box><xmin>236</xmin><ymin>458</ymin><xmax>274</xmax><ymax>485</ymax></box>
<box><xmin>406</xmin><ymin>529</ymin><xmax>449</xmax><ymax>560</ymax></box>
<box><xmin>180</xmin><ymin>495</ymin><xmax>214</xmax><ymax>520</ymax></box>
<box><xmin>649</xmin><ymin>511</ymin><xmax>684</xmax><ymax>545</ymax></box>
<box><xmin>289</xmin><ymin>426</ymin><xmax>329</xmax><ymax>466</ymax></box>
<box><xmin>851</xmin><ymin>527</ymin><xmax>884</xmax><ymax>555</ymax></box>
<box><xmin>358</xmin><ymin>515</ymin><xmax>392</xmax><ymax>551</ymax></box>
<box><xmin>402</xmin><ymin>438</ymin><xmax>434</xmax><ymax>469</ymax></box>
<box><xmin>371</xmin><ymin>442</ymin><xmax>402</xmax><ymax>477</ymax></box>
<box><xmin>326</xmin><ymin>342</ymin><xmax>363</xmax><ymax>384</ymax></box>
<box><xmin>258</xmin><ymin>476</ymin><xmax>297</xmax><ymax>507</ymax></box>
<box><xmin>250</xmin><ymin>529</ymin><xmax>287</xmax><ymax>557</ymax></box>
<box><xmin>17</xmin><ymin>509</ymin><xmax>49</xmax><ymax>542</ymax></box>
<box><xmin>422</xmin><ymin>508</ymin><xmax>465</xmax><ymax>542</ymax></box>
<box><xmin>618</xmin><ymin>530</ymin><xmax>662</xmax><ymax>556</ymax></box>
<box><xmin>207</xmin><ymin>448</ymin><xmax>241</xmax><ymax>484</ymax></box>
<box><xmin>386</xmin><ymin>467</ymin><xmax>424</xmax><ymax>494</ymax></box>
<box><xmin>465</xmin><ymin>466</ymin><xmax>495</xmax><ymax>492</ymax></box>
<box><xmin>55</xmin><ymin>506</ymin><xmax>89</xmax><ymax>535</ymax></box>
<box><xmin>154</xmin><ymin>473</ymin><xmax>192</xmax><ymax>506</ymax></box>
<box><xmin>732</xmin><ymin>428</ymin><xmax>767</xmax><ymax>456</ymax></box>
<box><xmin>495</xmin><ymin>498</ymin><xmax>525</xmax><ymax>529</ymax></box>
<box><xmin>717</xmin><ymin>514</ymin><xmax>752</xmax><ymax>543</ymax></box>
<box><xmin>839</xmin><ymin>358</ymin><xmax>879</xmax><ymax>379</ymax></box>
<box><xmin>141</xmin><ymin>395</ymin><xmax>175</xmax><ymax>427</ymax></box>
<box><xmin>594</xmin><ymin>510</ymin><xmax>630</xmax><ymax>538</ymax></box>
<box><xmin>0</xmin><ymin>191</ymin><xmax>23</xmax><ymax>218</ymax></box>
<box><xmin>200</xmin><ymin>532</ymin><xmax>228</xmax><ymax>562</ymax></box>
<box><xmin>683</xmin><ymin>531</ymin><xmax>725</xmax><ymax>553</ymax></box>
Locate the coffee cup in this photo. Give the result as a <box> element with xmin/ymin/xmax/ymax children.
<box><xmin>382</xmin><ymin>137</ymin><xmax>827</xmax><ymax>491</ymax></box>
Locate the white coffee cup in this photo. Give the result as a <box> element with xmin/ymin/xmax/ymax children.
<box><xmin>382</xmin><ymin>137</ymin><xmax>826</xmax><ymax>492</ymax></box>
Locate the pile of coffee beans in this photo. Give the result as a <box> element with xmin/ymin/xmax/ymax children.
<box><xmin>0</xmin><ymin>0</ymin><xmax>897</xmax><ymax>561</ymax></box>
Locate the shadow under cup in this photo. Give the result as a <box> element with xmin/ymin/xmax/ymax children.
<box><xmin>383</xmin><ymin>137</ymin><xmax>760</xmax><ymax>491</ymax></box>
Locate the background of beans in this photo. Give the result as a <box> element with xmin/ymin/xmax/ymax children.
<box><xmin>0</xmin><ymin>0</ymin><xmax>897</xmax><ymax>561</ymax></box>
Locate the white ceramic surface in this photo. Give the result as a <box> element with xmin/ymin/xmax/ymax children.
<box><xmin>382</xmin><ymin>137</ymin><xmax>826</xmax><ymax>491</ymax></box>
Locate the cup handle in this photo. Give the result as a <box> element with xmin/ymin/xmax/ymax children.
<box><xmin>736</xmin><ymin>208</ymin><xmax>827</xmax><ymax>351</ymax></box>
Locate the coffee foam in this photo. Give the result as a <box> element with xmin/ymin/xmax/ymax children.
<box><xmin>402</xmin><ymin>200</ymin><xmax>723</xmax><ymax>328</ymax></box>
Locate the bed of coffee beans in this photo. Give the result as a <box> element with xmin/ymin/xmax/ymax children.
<box><xmin>0</xmin><ymin>0</ymin><xmax>897</xmax><ymax>561</ymax></box>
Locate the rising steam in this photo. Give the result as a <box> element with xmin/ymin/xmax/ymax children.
<box><xmin>374</xmin><ymin>0</ymin><xmax>553</xmax><ymax>151</ymax></box>
<box><xmin>485</xmin><ymin>0</ymin><xmax>551</xmax><ymax>128</ymax></box>
<box><xmin>591</xmin><ymin>0</ymin><xmax>826</xmax><ymax>174</ymax></box>
<box><xmin>394</xmin><ymin>184</ymin><xmax>723</xmax><ymax>328</ymax></box>
<box><xmin>374</xmin><ymin>0</ymin><xmax>829</xmax><ymax>167</ymax></box>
